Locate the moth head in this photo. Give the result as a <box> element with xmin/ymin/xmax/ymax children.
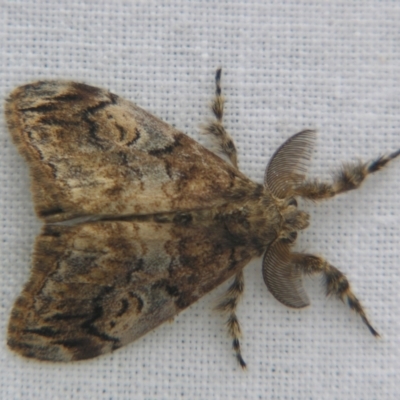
<box><xmin>264</xmin><ymin>129</ymin><xmax>315</xmax><ymax>242</ymax></box>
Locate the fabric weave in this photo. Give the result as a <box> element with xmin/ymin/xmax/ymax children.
<box><xmin>0</xmin><ymin>1</ymin><xmax>399</xmax><ymax>399</ymax></box>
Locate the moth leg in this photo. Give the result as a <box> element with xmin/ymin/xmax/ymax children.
<box><xmin>294</xmin><ymin>149</ymin><xmax>400</xmax><ymax>200</ymax></box>
<box><xmin>294</xmin><ymin>253</ymin><xmax>379</xmax><ymax>336</ymax></box>
<box><xmin>215</xmin><ymin>270</ymin><xmax>246</xmax><ymax>368</ymax></box>
<box><xmin>203</xmin><ymin>68</ymin><xmax>238</xmax><ymax>168</ymax></box>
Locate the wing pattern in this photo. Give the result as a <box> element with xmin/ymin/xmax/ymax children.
<box><xmin>6</xmin><ymin>81</ymin><xmax>255</xmax><ymax>223</ymax></box>
<box><xmin>6</xmin><ymin>81</ymin><xmax>266</xmax><ymax>361</ymax></box>
<box><xmin>8</xmin><ymin>220</ymin><xmax>255</xmax><ymax>361</ymax></box>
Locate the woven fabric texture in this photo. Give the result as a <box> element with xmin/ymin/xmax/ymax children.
<box><xmin>0</xmin><ymin>1</ymin><xmax>399</xmax><ymax>399</ymax></box>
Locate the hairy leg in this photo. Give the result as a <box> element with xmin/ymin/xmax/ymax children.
<box><xmin>294</xmin><ymin>149</ymin><xmax>400</xmax><ymax>200</ymax></box>
<box><xmin>294</xmin><ymin>253</ymin><xmax>379</xmax><ymax>336</ymax></box>
<box><xmin>203</xmin><ymin>68</ymin><xmax>238</xmax><ymax>168</ymax></box>
<box><xmin>215</xmin><ymin>270</ymin><xmax>247</xmax><ymax>368</ymax></box>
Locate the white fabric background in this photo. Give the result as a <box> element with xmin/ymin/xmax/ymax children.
<box><xmin>0</xmin><ymin>1</ymin><xmax>399</xmax><ymax>399</ymax></box>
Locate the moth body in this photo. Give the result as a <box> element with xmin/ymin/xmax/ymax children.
<box><xmin>5</xmin><ymin>70</ymin><xmax>398</xmax><ymax>366</ymax></box>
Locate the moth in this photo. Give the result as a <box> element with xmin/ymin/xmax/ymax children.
<box><xmin>5</xmin><ymin>69</ymin><xmax>399</xmax><ymax>367</ymax></box>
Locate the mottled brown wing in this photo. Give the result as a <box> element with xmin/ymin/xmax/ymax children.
<box><xmin>5</xmin><ymin>81</ymin><xmax>256</xmax><ymax>222</ymax></box>
<box><xmin>8</xmin><ymin>220</ymin><xmax>254</xmax><ymax>362</ymax></box>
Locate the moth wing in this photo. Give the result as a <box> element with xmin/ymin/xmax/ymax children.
<box><xmin>262</xmin><ymin>241</ymin><xmax>310</xmax><ymax>308</ymax></box>
<box><xmin>6</xmin><ymin>81</ymin><xmax>255</xmax><ymax>222</ymax></box>
<box><xmin>8</xmin><ymin>220</ymin><xmax>253</xmax><ymax>361</ymax></box>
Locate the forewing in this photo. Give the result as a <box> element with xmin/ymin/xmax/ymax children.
<box><xmin>262</xmin><ymin>241</ymin><xmax>310</xmax><ymax>308</ymax></box>
<box><xmin>8</xmin><ymin>220</ymin><xmax>254</xmax><ymax>361</ymax></box>
<box><xmin>6</xmin><ymin>81</ymin><xmax>255</xmax><ymax>222</ymax></box>
<box><xmin>265</xmin><ymin>130</ymin><xmax>315</xmax><ymax>198</ymax></box>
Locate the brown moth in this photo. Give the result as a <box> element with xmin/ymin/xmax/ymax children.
<box><xmin>5</xmin><ymin>69</ymin><xmax>399</xmax><ymax>367</ymax></box>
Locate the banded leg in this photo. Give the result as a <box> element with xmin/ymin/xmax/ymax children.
<box><xmin>294</xmin><ymin>149</ymin><xmax>400</xmax><ymax>200</ymax></box>
<box><xmin>215</xmin><ymin>270</ymin><xmax>247</xmax><ymax>368</ymax></box>
<box><xmin>203</xmin><ymin>68</ymin><xmax>238</xmax><ymax>168</ymax></box>
<box><xmin>294</xmin><ymin>252</ymin><xmax>379</xmax><ymax>336</ymax></box>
